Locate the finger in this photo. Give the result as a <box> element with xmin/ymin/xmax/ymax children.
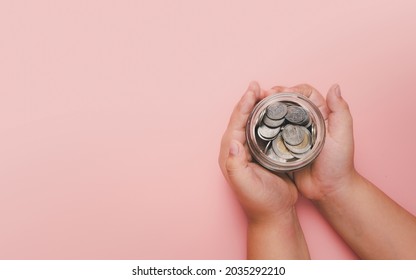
<box><xmin>288</xmin><ymin>84</ymin><xmax>330</xmax><ymax>121</ymax></box>
<box><xmin>270</xmin><ymin>84</ymin><xmax>329</xmax><ymax>120</ymax></box>
<box><xmin>225</xmin><ymin>140</ymin><xmax>254</xmax><ymax>188</ymax></box>
<box><xmin>268</xmin><ymin>85</ymin><xmax>288</xmax><ymax>95</ymax></box>
<box><xmin>270</xmin><ymin>85</ymin><xmax>289</xmax><ymax>93</ymax></box>
<box><xmin>326</xmin><ymin>84</ymin><xmax>354</xmax><ymax>140</ymax></box>
<box><xmin>219</xmin><ymin>81</ymin><xmax>261</xmax><ymax>173</ymax></box>
<box><xmin>227</xmin><ymin>81</ymin><xmax>262</xmax><ymax>132</ymax></box>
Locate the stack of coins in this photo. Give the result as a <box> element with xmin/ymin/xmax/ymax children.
<box><xmin>256</xmin><ymin>101</ymin><xmax>314</xmax><ymax>162</ymax></box>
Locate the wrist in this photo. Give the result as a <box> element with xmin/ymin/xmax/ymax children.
<box><xmin>247</xmin><ymin>206</ymin><xmax>310</xmax><ymax>259</ymax></box>
<box><xmin>314</xmin><ymin>169</ymin><xmax>362</xmax><ymax>204</ymax></box>
<box><xmin>248</xmin><ymin>206</ymin><xmax>298</xmax><ymax>228</ymax></box>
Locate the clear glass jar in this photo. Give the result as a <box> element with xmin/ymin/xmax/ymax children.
<box><xmin>246</xmin><ymin>93</ymin><xmax>325</xmax><ymax>172</ymax></box>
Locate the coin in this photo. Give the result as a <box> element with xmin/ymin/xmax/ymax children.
<box><xmin>281</xmin><ymin>124</ymin><xmax>304</xmax><ymax>146</ymax></box>
<box><xmin>256</xmin><ymin>136</ymin><xmax>269</xmax><ymax>152</ymax></box>
<box><xmin>272</xmin><ymin>133</ymin><xmax>295</xmax><ymax>160</ymax></box>
<box><xmin>266</xmin><ymin>102</ymin><xmax>287</xmax><ymax>120</ymax></box>
<box><xmin>285</xmin><ymin>127</ymin><xmax>312</xmax><ymax>154</ymax></box>
<box><xmin>257</xmin><ymin>108</ymin><xmax>266</xmax><ymax>124</ymax></box>
<box><xmin>257</xmin><ymin>124</ymin><xmax>280</xmax><ymax>141</ymax></box>
<box><xmin>290</xmin><ymin>151</ymin><xmax>309</xmax><ymax>159</ymax></box>
<box><xmin>263</xmin><ymin>115</ymin><xmax>285</xmax><ymax>128</ymax></box>
<box><xmin>285</xmin><ymin>105</ymin><xmax>307</xmax><ymax>124</ymax></box>
<box><xmin>311</xmin><ymin>124</ymin><xmax>316</xmax><ymax>146</ymax></box>
<box><xmin>264</xmin><ymin>140</ymin><xmax>272</xmax><ymax>153</ymax></box>
<box><xmin>300</xmin><ymin>113</ymin><xmax>311</xmax><ymax>127</ymax></box>
<box><xmin>266</xmin><ymin>145</ymin><xmax>287</xmax><ymax>162</ymax></box>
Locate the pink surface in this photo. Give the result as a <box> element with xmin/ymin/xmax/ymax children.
<box><xmin>1</xmin><ymin>1</ymin><xmax>415</xmax><ymax>259</ymax></box>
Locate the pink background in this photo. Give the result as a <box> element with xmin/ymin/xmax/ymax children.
<box><xmin>1</xmin><ymin>0</ymin><xmax>415</xmax><ymax>259</ymax></box>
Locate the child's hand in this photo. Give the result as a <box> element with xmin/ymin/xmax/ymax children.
<box><xmin>272</xmin><ymin>84</ymin><xmax>358</xmax><ymax>201</ymax></box>
<box><xmin>272</xmin><ymin>84</ymin><xmax>416</xmax><ymax>259</ymax></box>
<box><xmin>219</xmin><ymin>82</ymin><xmax>298</xmax><ymax>223</ymax></box>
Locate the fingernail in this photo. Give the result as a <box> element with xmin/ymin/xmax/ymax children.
<box><xmin>229</xmin><ymin>141</ymin><xmax>239</xmax><ymax>156</ymax></box>
<box><xmin>334</xmin><ymin>84</ymin><xmax>341</xmax><ymax>98</ymax></box>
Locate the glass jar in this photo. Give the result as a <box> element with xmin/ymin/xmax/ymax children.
<box><xmin>246</xmin><ymin>93</ymin><xmax>325</xmax><ymax>172</ymax></box>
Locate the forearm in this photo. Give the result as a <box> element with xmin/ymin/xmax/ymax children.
<box><xmin>315</xmin><ymin>173</ymin><xmax>416</xmax><ymax>259</ymax></box>
<box><xmin>247</xmin><ymin>207</ymin><xmax>310</xmax><ymax>259</ymax></box>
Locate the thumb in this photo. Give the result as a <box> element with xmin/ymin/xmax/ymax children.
<box><xmin>225</xmin><ymin>140</ymin><xmax>253</xmax><ymax>188</ymax></box>
<box><xmin>326</xmin><ymin>84</ymin><xmax>353</xmax><ymax>140</ymax></box>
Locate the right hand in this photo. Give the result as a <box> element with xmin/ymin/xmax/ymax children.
<box><xmin>218</xmin><ymin>82</ymin><xmax>299</xmax><ymax>223</ymax></box>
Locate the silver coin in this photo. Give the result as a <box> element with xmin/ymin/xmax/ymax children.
<box><xmin>257</xmin><ymin>124</ymin><xmax>280</xmax><ymax>141</ymax></box>
<box><xmin>264</xmin><ymin>140</ymin><xmax>272</xmax><ymax>153</ymax></box>
<box><xmin>311</xmin><ymin>124</ymin><xmax>316</xmax><ymax>146</ymax></box>
<box><xmin>272</xmin><ymin>133</ymin><xmax>295</xmax><ymax>160</ymax></box>
<box><xmin>266</xmin><ymin>102</ymin><xmax>287</xmax><ymax>120</ymax></box>
<box><xmin>300</xmin><ymin>113</ymin><xmax>311</xmax><ymax>127</ymax></box>
<box><xmin>257</xmin><ymin>109</ymin><xmax>266</xmax><ymax>126</ymax></box>
<box><xmin>255</xmin><ymin>135</ymin><xmax>269</xmax><ymax>151</ymax></box>
<box><xmin>282</xmin><ymin>124</ymin><xmax>304</xmax><ymax>146</ymax></box>
<box><xmin>285</xmin><ymin>127</ymin><xmax>312</xmax><ymax>154</ymax></box>
<box><xmin>262</xmin><ymin>115</ymin><xmax>285</xmax><ymax>128</ymax></box>
<box><xmin>290</xmin><ymin>151</ymin><xmax>309</xmax><ymax>159</ymax></box>
<box><xmin>266</xmin><ymin>146</ymin><xmax>287</xmax><ymax>162</ymax></box>
<box><xmin>285</xmin><ymin>105</ymin><xmax>307</xmax><ymax>124</ymax></box>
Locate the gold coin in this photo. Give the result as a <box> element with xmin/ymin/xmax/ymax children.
<box><xmin>272</xmin><ymin>134</ymin><xmax>295</xmax><ymax>160</ymax></box>
<box><xmin>285</xmin><ymin>127</ymin><xmax>311</xmax><ymax>155</ymax></box>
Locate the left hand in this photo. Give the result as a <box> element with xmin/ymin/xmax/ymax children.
<box><xmin>271</xmin><ymin>84</ymin><xmax>357</xmax><ymax>201</ymax></box>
